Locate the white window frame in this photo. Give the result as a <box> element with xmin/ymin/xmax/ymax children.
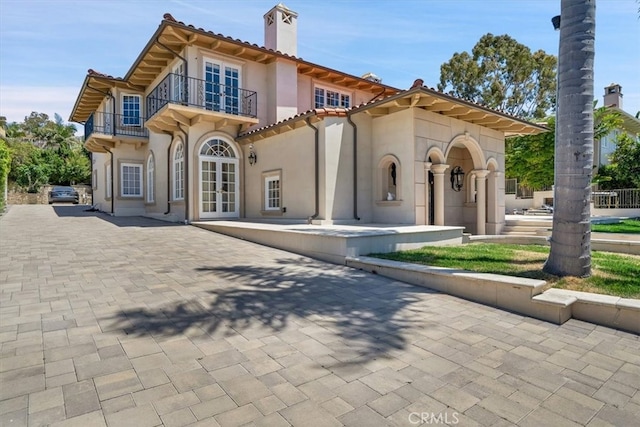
<box><xmin>106</xmin><ymin>163</ymin><xmax>112</xmax><ymax>199</ymax></box>
<box><xmin>173</xmin><ymin>141</ymin><xmax>184</xmax><ymax>201</ymax></box>
<box><xmin>120</xmin><ymin>162</ymin><xmax>143</xmax><ymax>198</ymax></box>
<box><xmin>264</xmin><ymin>175</ymin><xmax>281</xmax><ymax>211</ymax></box>
<box><xmin>314</xmin><ymin>85</ymin><xmax>351</xmax><ymax>109</ymax></box>
<box><xmin>146</xmin><ymin>153</ymin><xmax>155</xmax><ymax>203</ymax></box>
<box><xmin>121</xmin><ymin>94</ymin><xmax>142</xmax><ymax>126</ymax></box>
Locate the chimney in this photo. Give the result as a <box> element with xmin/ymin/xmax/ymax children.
<box><xmin>603</xmin><ymin>83</ymin><xmax>623</xmax><ymax>109</ymax></box>
<box><xmin>264</xmin><ymin>3</ymin><xmax>298</xmax><ymax>56</ymax></box>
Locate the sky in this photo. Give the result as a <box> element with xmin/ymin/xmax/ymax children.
<box><xmin>1</xmin><ymin>0</ymin><xmax>639</xmax><ymax>128</ymax></box>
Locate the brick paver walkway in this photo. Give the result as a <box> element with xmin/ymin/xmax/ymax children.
<box><xmin>1</xmin><ymin>205</ymin><xmax>639</xmax><ymax>426</ymax></box>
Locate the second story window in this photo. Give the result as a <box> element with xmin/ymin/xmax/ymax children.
<box><xmin>314</xmin><ymin>87</ymin><xmax>350</xmax><ymax>109</ymax></box>
<box><xmin>122</xmin><ymin>94</ymin><xmax>141</xmax><ymax>126</ymax></box>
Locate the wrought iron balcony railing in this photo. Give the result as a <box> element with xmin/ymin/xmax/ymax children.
<box><xmin>85</xmin><ymin>111</ymin><xmax>148</xmax><ymax>140</ymax></box>
<box><xmin>146</xmin><ymin>73</ymin><xmax>257</xmax><ymax>119</ymax></box>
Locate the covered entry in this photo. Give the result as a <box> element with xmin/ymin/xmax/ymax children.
<box><xmin>199</xmin><ymin>138</ymin><xmax>239</xmax><ymax>219</ymax></box>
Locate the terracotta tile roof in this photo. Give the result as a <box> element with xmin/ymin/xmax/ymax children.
<box><xmin>87</xmin><ymin>69</ymin><xmax>123</xmax><ymax>81</ymax></box>
<box><xmin>158</xmin><ymin>13</ymin><xmax>301</xmax><ymax>60</ymax></box>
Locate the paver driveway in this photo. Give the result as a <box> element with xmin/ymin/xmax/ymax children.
<box><xmin>1</xmin><ymin>205</ymin><xmax>639</xmax><ymax>427</ymax></box>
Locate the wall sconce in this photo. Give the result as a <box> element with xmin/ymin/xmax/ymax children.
<box><xmin>248</xmin><ymin>143</ymin><xmax>257</xmax><ymax>166</ymax></box>
<box><xmin>450</xmin><ymin>166</ymin><xmax>464</xmax><ymax>192</ymax></box>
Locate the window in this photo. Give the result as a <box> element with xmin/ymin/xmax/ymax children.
<box><xmin>173</xmin><ymin>141</ymin><xmax>184</xmax><ymax>200</ymax></box>
<box><xmin>106</xmin><ymin>164</ymin><xmax>112</xmax><ymax>198</ymax></box>
<box><xmin>146</xmin><ymin>153</ymin><xmax>155</xmax><ymax>203</ymax></box>
<box><xmin>121</xmin><ymin>163</ymin><xmax>142</xmax><ymax>197</ymax></box>
<box><xmin>122</xmin><ymin>94</ymin><xmax>141</xmax><ymax>126</ymax></box>
<box><xmin>265</xmin><ymin>176</ymin><xmax>281</xmax><ymax>210</ymax></box>
<box><xmin>314</xmin><ymin>87</ymin><xmax>350</xmax><ymax>108</ymax></box>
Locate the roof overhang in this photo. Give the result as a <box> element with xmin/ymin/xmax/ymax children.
<box><xmin>353</xmin><ymin>86</ymin><xmax>548</xmax><ymax>136</ymax></box>
<box><xmin>69</xmin><ymin>73</ymin><xmax>144</xmax><ymax>123</ymax></box>
<box><xmin>70</xmin><ymin>14</ymin><xmax>398</xmax><ymax>125</ymax></box>
<box><xmin>238</xmin><ymin>87</ymin><xmax>548</xmax><ymax>143</ymax></box>
<box><xmin>610</xmin><ymin>107</ymin><xmax>640</xmax><ymax>136</ymax></box>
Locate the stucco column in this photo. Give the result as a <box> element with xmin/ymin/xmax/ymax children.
<box><xmin>424</xmin><ymin>162</ymin><xmax>432</xmax><ymax>225</ymax></box>
<box><xmin>431</xmin><ymin>164</ymin><xmax>449</xmax><ymax>226</ymax></box>
<box><xmin>475</xmin><ymin>170</ymin><xmax>490</xmax><ymax>235</ymax></box>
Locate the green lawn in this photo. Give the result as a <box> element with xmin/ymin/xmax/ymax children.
<box><xmin>592</xmin><ymin>219</ymin><xmax>640</xmax><ymax>234</ymax></box>
<box><xmin>372</xmin><ymin>243</ymin><xmax>640</xmax><ymax>298</ymax></box>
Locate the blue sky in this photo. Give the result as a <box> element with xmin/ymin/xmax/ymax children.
<box><xmin>1</xmin><ymin>0</ymin><xmax>639</xmax><ymax>127</ymax></box>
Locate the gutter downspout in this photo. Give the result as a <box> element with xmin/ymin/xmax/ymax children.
<box><xmin>161</xmin><ymin>131</ymin><xmax>173</xmax><ymax>215</ymax></box>
<box><xmin>346</xmin><ymin>114</ymin><xmax>360</xmax><ymax>221</ymax></box>
<box><xmin>177</xmin><ymin>123</ymin><xmax>189</xmax><ymax>224</ymax></box>
<box><xmin>102</xmin><ymin>146</ymin><xmax>115</xmax><ymax>215</ymax></box>
<box><xmin>305</xmin><ymin>117</ymin><xmax>319</xmax><ymax>224</ymax></box>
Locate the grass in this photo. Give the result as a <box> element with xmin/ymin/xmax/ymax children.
<box><xmin>372</xmin><ymin>243</ymin><xmax>640</xmax><ymax>299</ymax></box>
<box><xmin>592</xmin><ymin>218</ymin><xmax>640</xmax><ymax>234</ymax></box>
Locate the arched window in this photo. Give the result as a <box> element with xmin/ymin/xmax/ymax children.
<box><xmin>173</xmin><ymin>141</ymin><xmax>184</xmax><ymax>200</ymax></box>
<box><xmin>200</xmin><ymin>139</ymin><xmax>236</xmax><ymax>157</ymax></box>
<box><xmin>146</xmin><ymin>153</ymin><xmax>155</xmax><ymax>203</ymax></box>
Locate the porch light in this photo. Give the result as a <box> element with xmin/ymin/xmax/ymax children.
<box><xmin>450</xmin><ymin>166</ymin><xmax>464</xmax><ymax>192</ymax></box>
<box><xmin>248</xmin><ymin>144</ymin><xmax>257</xmax><ymax>165</ymax></box>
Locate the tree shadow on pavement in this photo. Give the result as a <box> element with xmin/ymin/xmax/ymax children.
<box><xmin>111</xmin><ymin>257</ymin><xmax>439</xmax><ymax>363</ymax></box>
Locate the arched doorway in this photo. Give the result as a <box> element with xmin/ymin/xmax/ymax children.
<box><xmin>198</xmin><ymin>138</ymin><xmax>239</xmax><ymax>219</ymax></box>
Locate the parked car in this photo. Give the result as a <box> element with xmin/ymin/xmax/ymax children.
<box><xmin>48</xmin><ymin>186</ymin><xmax>79</xmax><ymax>204</ymax></box>
<box><xmin>540</xmin><ymin>204</ymin><xmax>554</xmax><ymax>213</ymax></box>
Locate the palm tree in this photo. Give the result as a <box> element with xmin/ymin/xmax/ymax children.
<box><xmin>543</xmin><ymin>0</ymin><xmax>596</xmax><ymax>277</ymax></box>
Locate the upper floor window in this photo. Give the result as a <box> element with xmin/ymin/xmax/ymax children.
<box><xmin>122</xmin><ymin>94</ymin><xmax>141</xmax><ymax>126</ymax></box>
<box><xmin>314</xmin><ymin>87</ymin><xmax>350</xmax><ymax>109</ymax></box>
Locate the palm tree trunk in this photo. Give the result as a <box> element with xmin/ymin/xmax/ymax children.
<box><xmin>543</xmin><ymin>0</ymin><xmax>595</xmax><ymax>277</ymax></box>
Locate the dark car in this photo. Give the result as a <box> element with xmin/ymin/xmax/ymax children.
<box><xmin>48</xmin><ymin>186</ymin><xmax>79</xmax><ymax>204</ymax></box>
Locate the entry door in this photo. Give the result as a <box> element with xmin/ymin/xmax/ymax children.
<box><xmin>200</xmin><ymin>158</ymin><xmax>238</xmax><ymax>219</ymax></box>
<box><xmin>204</xmin><ymin>59</ymin><xmax>241</xmax><ymax>114</ymax></box>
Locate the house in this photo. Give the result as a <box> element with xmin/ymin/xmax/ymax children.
<box><xmin>70</xmin><ymin>4</ymin><xmax>545</xmax><ymax>235</ymax></box>
<box><xmin>595</xmin><ymin>83</ymin><xmax>640</xmax><ymax>169</ymax></box>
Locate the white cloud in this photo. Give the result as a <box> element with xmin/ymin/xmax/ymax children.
<box><xmin>0</xmin><ymin>86</ymin><xmax>79</xmax><ymax>124</ymax></box>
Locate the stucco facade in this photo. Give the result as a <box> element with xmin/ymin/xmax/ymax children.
<box><xmin>71</xmin><ymin>4</ymin><xmax>545</xmax><ymax>235</ymax></box>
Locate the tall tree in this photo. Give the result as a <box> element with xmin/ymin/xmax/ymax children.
<box><xmin>544</xmin><ymin>0</ymin><xmax>596</xmax><ymax>278</ymax></box>
<box><xmin>438</xmin><ymin>34</ymin><xmax>557</xmax><ymax>119</ymax></box>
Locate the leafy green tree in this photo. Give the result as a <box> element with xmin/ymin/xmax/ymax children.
<box><xmin>506</xmin><ymin>118</ymin><xmax>555</xmax><ymax>190</ymax></box>
<box><xmin>544</xmin><ymin>0</ymin><xmax>596</xmax><ymax>278</ymax></box>
<box><xmin>9</xmin><ymin>142</ymin><xmax>50</xmax><ymax>192</ymax></box>
<box><xmin>506</xmin><ymin>105</ymin><xmax>620</xmax><ymax>190</ymax></box>
<box><xmin>599</xmin><ymin>133</ymin><xmax>640</xmax><ymax>189</ymax></box>
<box><xmin>5</xmin><ymin>112</ymin><xmax>89</xmax><ymax>190</ymax></box>
<box><xmin>438</xmin><ymin>33</ymin><xmax>557</xmax><ymax>119</ymax></box>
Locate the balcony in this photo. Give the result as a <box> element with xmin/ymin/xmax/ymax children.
<box><xmin>84</xmin><ymin>112</ymin><xmax>149</xmax><ymax>153</ymax></box>
<box><xmin>146</xmin><ymin>73</ymin><xmax>259</xmax><ymax>134</ymax></box>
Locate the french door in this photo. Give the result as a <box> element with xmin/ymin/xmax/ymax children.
<box><xmin>199</xmin><ymin>139</ymin><xmax>239</xmax><ymax>219</ymax></box>
<box><xmin>204</xmin><ymin>59</ymin><xmax>241</xmax><ymax>114</ymax></box>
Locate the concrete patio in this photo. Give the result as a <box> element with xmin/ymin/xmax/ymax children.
<box><xmin>1</xmin><ymin>205</ymin><xmax>639</xmax><ymax>426</ymax></box>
